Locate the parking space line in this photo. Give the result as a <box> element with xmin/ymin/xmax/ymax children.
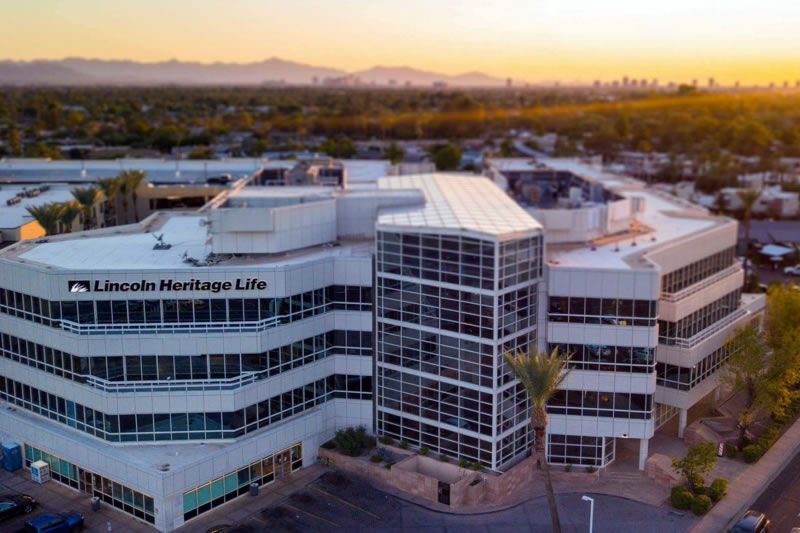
<box><xmin>311</xmin><ymin>486</ymin><xmax>381</xmax><ymax>520</ymax></box>
<box><xmin>283</xmin><ymin>503</ymin><xmax>340</xmax><ymax>528</ymax></box>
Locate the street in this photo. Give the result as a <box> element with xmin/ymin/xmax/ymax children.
<box><xmin>751</xmin><ymin>446</ymin><xmax>800</xmax><ymax>532</ymax></box>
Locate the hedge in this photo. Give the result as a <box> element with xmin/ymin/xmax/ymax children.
<box><xmin>671</xmin><ymin>486</ymin><xmax>694</xmax><ymax>510</ymax></box>
<box><xmin>692</xmin><ymin>494</ymin><xmax>712</xmax><ymax>515</ymax></box>
<box><xmin>708</xmin><ymin>478</ymin><xmax>728</xmax><ymax>502</ymax></box>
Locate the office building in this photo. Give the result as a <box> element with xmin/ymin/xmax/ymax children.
<box><xmin>0</xmin><ymin>161</ymin><xmax>765</xmax><ymax>530</ymax></box>
<box><xmin>484</xmin><ymin>158</ymin><xmax>764</xmax><ymax>469</ymax></box>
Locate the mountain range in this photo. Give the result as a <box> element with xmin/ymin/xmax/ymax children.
<box><xmin>0</xmin><ymin>57</ymin><xmax>512</xmax><ymax>87</ymax></box>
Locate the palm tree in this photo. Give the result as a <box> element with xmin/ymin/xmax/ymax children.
<box><xmin>97</xmin><ymin>176</ymin><xmax>121</xmax><ymax>226</ymax></box>
<box><xmin>25</xmin><ymin>202</ymin><xmax>64</xmax><ymax>236</ymax></box>
<box><xmin>737</xmin><ymin>187</ymin><xmax>761</xmax><ymax>280</ymax></box>
<box><xmin>58</xmin><ymin>202</ymin><xmax>81</xmax><ymax>233</ymax></box>
<box><xmin>71</xmin><ymin>185</ymin><xmax>100</xmax><ymax>229</ymax></box>
<box><xmin>505</xmin><ymin>347</ymin><xmax>571</xmax><ymax>533</ymax></box>
<box><xmin>118</xmin><ymin>170</ymin><xmax>146</xmax><ymax>223</ymax></box>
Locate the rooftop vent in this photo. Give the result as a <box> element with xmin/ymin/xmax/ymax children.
<box><xmin>152</xmin><ymin>233</ymin><xmax>172</xmax><ymax>250</ymax></box>
<box><xmin>157</xmin><ymin>464</ymin><xmax>171</xmax><ymax>472</ymax></box>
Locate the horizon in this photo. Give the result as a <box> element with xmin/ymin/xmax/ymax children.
<box><xmin>2</xmin><ymin>0</ymin><xmax>800</xmax><ymax>85</ymax></box>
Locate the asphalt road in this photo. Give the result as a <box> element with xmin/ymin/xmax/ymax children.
<box><xmin>751</xmin><ymin>446</ymin><xmax>800</xmax><ymax>532</ymax></box>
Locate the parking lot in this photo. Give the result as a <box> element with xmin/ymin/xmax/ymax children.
<box><xmin>0</xmin><ymin>467</ymin><xmax>155</xmax><ymax>532</ymax></box>
<box><xmin>188</xmin><ymin>469</ymin><xmax>695</xmax><ymax>533</ymax></box>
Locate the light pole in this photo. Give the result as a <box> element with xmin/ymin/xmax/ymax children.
<box><xmin>582</xmin><ymin>495</ymin><xmax>595</xmax><ymax>533</ymax></box>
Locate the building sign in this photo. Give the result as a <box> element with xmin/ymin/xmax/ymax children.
<box><xmin>68</xmin><ymin>278</ymin><xmax>267</xmax><ymax>293</ymax></box>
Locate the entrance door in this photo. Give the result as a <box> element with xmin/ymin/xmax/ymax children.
<box><xmin>274</xmin><ymin>450</ymin><xmax>292</xmax><ymax>479</ymax></box>
<box><xmin>437</xmin><ymin>481</ymin><xmax>450</xmax><ymax>505</ymax></box>
<box><xmin>78</xmin><ymin>468</ymin><xmax>93</xmax><ymax>495</ymax></box>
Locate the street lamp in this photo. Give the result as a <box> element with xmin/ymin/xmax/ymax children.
<box><xmin>581</xmin><ymin>495</ymin><xmax>595</xmax><ymax>533</ymax></box>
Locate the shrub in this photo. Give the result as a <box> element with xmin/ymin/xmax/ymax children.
<box><xmin>585</xmin><ymin>466</ymin><xmax>595</xmax><ymax>473</ymax></box>
<box><xmin>564</xmin><ymin>464</ymin><xmax>572</xmax><ymax>472</ymax></box>
<box><xmin>470</xmin><ymin>461</ymin><xmax>482</xmax><ymax>471</ymax></box>
<box><xmin>723</xmin><ymin>443</ymin><xmax>737</xmax><ymax>459</ymax></box>
<box><xmin>321</xmin><ymin>440</ymin><xmax>336</xmax><ymax>450</ymax></box>
<box><xmin>708</xmin><ymin>478</ymin><xmax>728</xmax><ymax>502</ymax></box>
<box><xmin>691</xmin><ymin>494</ymin><xmax>712</xmax><ymax>515</ymax></box>
<box><xmin>743</xmin><ymin>444</ymin><xmax>763</xmax><ymax>463</ymax></box>
<box><xmin>369</xmin><ymin>454</ymin><xmax>382</xmax><ymax>463</ymax></box>
<box><xmin>334</xmin><ymin>426</ymin><xmax>374</xmax><ymax>457</ymax></box>
<box><xmin>419</xmin><ymin>446</ymin><xmax>429</xmax><ymax>456</ymax></box>
<box><xmin>399</xmin><ymin>440</ymin><xmax>409</xmax><ymax>450</ymax></box>
<box><xmin>689</xmin><ymin>474</ymin><xmax>706</xmax><ymax>495</ymax></box>
<box><xmin>671</xmin><ymin>486</ymin><xmax>694</xmax><ymax>510</ymax></box>
<box><xmin>459</xmin><ymin>458</ymin><xmax>470</xmax><ymax>468</ymax></box>
<box><xmin>439</xmin><ymin>454</ymin><xmax>449</xmax><ymax>463</ymax></box>
<box><xmin>379</xmin><ymin>435</ymin><xmax>394</xmax><ymax>445</ymax></box>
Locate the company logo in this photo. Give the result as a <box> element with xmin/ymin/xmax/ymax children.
<box><xmin>68</xmin><ymin>280</ymin><xmax>91</xmax><ymax>293</ymax></box>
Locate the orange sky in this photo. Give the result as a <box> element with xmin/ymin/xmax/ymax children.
<box><xmin>2</xmin><ymin>0</ymin><xmax>799</xmax><ymax>85</ymax></box>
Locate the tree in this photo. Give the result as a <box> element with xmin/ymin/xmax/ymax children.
<box><xmin>386</xmin><ymin>142</ymin><xmax>405</xmax><ymax>164</ymax></box>
<box><xmin>672</xmin><ymin>441</ymin><xmax>717</xmax><ymax>491</ymax></box>
<box><xmin>117</xmin><ymin>170</ymin><xmax>147</xmax><ymax>223</ymax></box>
<box><xmin>7</xmin><ymin>126</ymin><xmax>21</xmax><ymax>156</ymax></box>
<box><xmin>25</xmin><ymin>202</ymin><xmax>64</xmax><ymax>236</ymax></box>
<box><xmin>761</xmin><ymin>284</ymin><xmax>800</xmax><ymax>416</ymax></box>
<box><xmin>58</xmin><ymin>202</ymin><xmax>81</xmax><ymax>233</ymax></box>
<box><xmin>722</xmin><ymin>324</ymin><xmax>770</xmax><ymax>448</ymax></box>
<box><xmin>97</xmin><ymin>176</ymin><xmax>121</xmax><ymax>226</ymax></box>
<box><xmin>505</xmin><ymin>347</ymin><xmax>571</xmax><ymax>533</ymax></box>
<box><xmin>737</xmin><ymin>188</ymin><xmax>761</xmax><ymax>280</ymax></box>
<box><xmin>433</xmin><ymin>145</ymin><xmax>461</xmax><ymax>171</ymax></box>
<box><xmin>71</xmin><ymin>186</ymin><xmax>100</xmax><ymax>229</ymax></box>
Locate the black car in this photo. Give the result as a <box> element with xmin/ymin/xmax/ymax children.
<box><xmin>730</xmin><ymin>510</ymin><xmax>770</xmax><ymax>533</ymax></box>
<box><xmin>0</xmin><ymin>494</ymin><xmax>37</xmax><ymax>521</ymax></box>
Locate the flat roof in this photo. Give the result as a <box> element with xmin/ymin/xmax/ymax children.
<box><xmin>533</xmin><ymin>158</ymin><xmax>727</xmax><ymax>270</ymax></box>
<box><xmin>0</xmin><ymin>158</ymin><xmax>263</xmax><ymax>185</ymax></box>
<box><xmin>10</xmin><ymin>212</ymin><xmax>371</xmax><ymax>271</ymax></box>
<box><xmin>377</xmin><ymin>173</ymin><xmax>542</xmax><ymax>237</ymax></box>
<box><xmin>0</xmin><ymin>184</ymin><xmax>76</xmax><ymax>229</ymax></box>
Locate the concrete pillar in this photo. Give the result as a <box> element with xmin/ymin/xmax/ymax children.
<box><xmin>638</xmin><ymin>438</ymin><xmax>649</xmax><ymax>471</ymax></box>
<box><xmin>713</xmin><ymin>386</ymin><xmax>721</xmax><ymax>406</ymax></box>
<box><xmin>678</xmin><ymin>408</ymin><xmax>688</xmax><ymax>439</ymax></box>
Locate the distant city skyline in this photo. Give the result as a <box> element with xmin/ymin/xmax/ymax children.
<box><xmin>2</xmin><ymin>0</ymin><xmax>800</xmax><ymax>85</ymax></box>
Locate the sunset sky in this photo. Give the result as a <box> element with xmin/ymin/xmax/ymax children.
<box><xmin>3</xmin><ymin>0</ymin><xmax>800</xmax><ymax>84</ymax></box>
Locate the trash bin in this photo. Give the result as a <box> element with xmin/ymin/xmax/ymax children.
<box><xmin>91</xmin><ymin>496</ymin><xmax>101</xmax><ymax>512</ymax></box>
<box><xmin>250</xmin><ymin>483</ymin><xmax>259</xmax><ymax>497</ymax></box>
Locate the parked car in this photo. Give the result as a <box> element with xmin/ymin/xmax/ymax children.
<box><xmin>783</xmin><ymin>264</ymin><xmax>800</xmax><ymax>276</ymax></box>
<box><xmin>729</xmin><ymin>510</ymin><xmax>770</xmax><ymax>533</ymax></box>
<box><xmin>0</xmin><ymin>494</ymin><xmax>37</xmax><ymax>521</ymax></box>
<box><xmin>16</xmin><ymin>511</ymin><xmax>84</xmax><ymax>533</ymax></box>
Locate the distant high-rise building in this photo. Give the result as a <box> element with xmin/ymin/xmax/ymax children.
<box><xmin>640</xmin><ymin>79</ymin><xmax>647</xmax><ymax>87</ymax></box>
<box><xmin>708</xmin><ymin>77</ymin><xmax>715</xmax><ymax>88</ymax></box>
<box><xmin>631</xmin><ymin>79</ymin><xmax>638</xmax><ymax>88</ymax></box>
<box><xmin>734</xmin><ymin>81</ymin><xmax>740</xmax><ymax>89</ymax></box>
<box><xmin>784</xmin><ymin>81</ymin><xmax>789</xmax><ymax>89</ymax></box>
<box><xmin>612</xmin><ymin>80</ymin><xmax>620</xmax><ymax>88</ymax></box>
<box><xmin>796</xmin><ymin>80</ymin><xmax>800</xmax><ymax>88</ymax></box>
<box><xmin>651</xmin><ymin>79</ymin><xmax>658</xmax><ymax>87</ymax></box>
<box><xmin>692</xmin><ymin>79</ymin><xmax>698</xmax><ymax>87</ymax></box>
<box><xmin>622</xmin><ymin>76</ymin><xmax>629</xmax><ymax>87</ymax></box>
<box><xmin>769</xmin><ymin>82</ymin><xmax>775</xmax><ymax>89</ymax></box>
<box><xmin>593</xmin><ymin>80</ymin><xmax>601</xmax><ymax>88</ymax></box>
<box><xmin>506</xmin><ymin>78</ymin><xmax>513</xmax><ymax>88</ymax></box>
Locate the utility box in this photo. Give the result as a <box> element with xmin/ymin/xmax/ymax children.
<box><xmin>31</xmin><ymin>460</ymin><xmax>51</xmax><ymax>483</ymax></box>
<box><xmin>1</xmin><ymin>442</ymin><xmax>22</xmax><ymax>472</ymax></box>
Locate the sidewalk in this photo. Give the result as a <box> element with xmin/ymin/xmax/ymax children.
<box><xmin>691</xmin><ymin>413</ymin><xmax>800</xmax><ymax>533</ymax></box>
